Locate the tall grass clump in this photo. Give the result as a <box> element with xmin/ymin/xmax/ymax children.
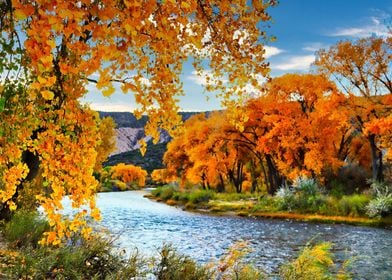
<box><xmin>151</xmin><ymin>185</ymin><xmax>177</xmax><ymax>201</ymax></box>
<box><xmin>1</xmin><ymin>236</ymin><xmax>146</xmax><ymax>279</ymax></box>
<box><xmin>188</xmin><ymin>189</ymin><xmax>215</xmax><ymax>204</ymax></box>
<box><xmin>152</xmin><ymin>244</ymin><xmax>212</xmax><ymax>280</ymax></box>
<box><xmin>280</xmin><ymin>242</ymin><xmax>352</xmax><ymax>280</ymax></box>
<box><xmin>4</xmin><ymin>210</ymin><xmax>49</xmax><ymax>248</ymax></box>
<box><xmin>337</xmin><ymin>194</ymin><xmax>370</xmax><ymax>217</ymax></box>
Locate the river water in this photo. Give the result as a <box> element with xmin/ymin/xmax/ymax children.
<box><xmin>86</xmin><ymin>190</ymin><xmax>391</xmax><ymax>279</ymax></box>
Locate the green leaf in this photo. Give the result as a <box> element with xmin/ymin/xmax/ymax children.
<box><xmin>0</xmin><ymin>97</ymin><xmax>5</xmax><ymax>113</ymax></box>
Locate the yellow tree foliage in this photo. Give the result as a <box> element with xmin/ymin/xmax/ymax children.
<box><xmin>94</xmin><ymin>116</ymin><xmax>116</xmax><ymax>172</ymax></box>
<box><xmin>151</xmin><ymin>168</ymin><xmax>175</xmax><ymax>185</ymax></box>
<box><xmin>0</xmin><ymin>0</ymin><xmax>276</xmax><ymax>243</ymax></box>
<box><xmin>111</xmin><ymin>163</ymin><xmax>147</xmax><ymax>188</ymax></box>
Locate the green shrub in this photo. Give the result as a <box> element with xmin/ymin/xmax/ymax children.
<box><xmin>275</xmin><ymin>186</ymin><xmax>296</xmax><ymax>211</ymax></box>
<box><xmin>152</xmin><ymin>244</ymin><xmax>212</xmax><ymax>280</ymax></box>
<box><xmin>301</xmin><ymin>195</ymin><xmax>327</xmax><ymax>213</ymax></box>
<box><xmin>328</xmin><ymin>180</ymin><xmax>345</xmax><ymax>198</ymax></box>
<box><xmin>151</xmin><ymin>186</ymin><xmax>163</xmax><ymax>197</ymax></box>
<box><xmin>2</xmin><ymin>235</ymin><xmax>146</xmax><ymax>279</ymax></box>
<box><xmin>160</xmin><ymin>186</ymin><xmax>176</xmax><ymax>201</ymax></box>
<box><xmin>294</xmin><ymin>176</ymin><xmax>321</xmax><ymax>196</ymax></box>
<box><xmin>188</xmin><ymin>189</ymin><xmax>215</xmax><ymax>204</ymax></box>
<box><xmin>151</xmin><ymin>185</ymin><xmax>177</xmax><ymax>201</ymax></box>
<box><xmin>214</xmin><ymin>192</ymin><xmax>255</xmax><ymax>201</ymax></box>
<box><xmin>252</xmin><ymin>195</ymin><xmax>280</xmax><ymax>212</ymax></box>
<box><xmin>366</xmin><ymin>195</ymin><xmax>392</xmax><ymax>218</ymax></box>
<box><xmin>366</xmin><ymin>180</ymin><xmax>392</xmax><ymax>218</ymax></box>
<box><xmin>337</xmin><ymin>194</ymin><xmax>370</xmax><ymax>217</ymax></box>
<box><xmin>4</xmin><ymin>210</ymin><xmax>49</xmax><ymax>248</ymax></box>
<box><xmin>369</xmin><ymin>180</ymin><xmax>392</xmax><ymax>197</ymax></box>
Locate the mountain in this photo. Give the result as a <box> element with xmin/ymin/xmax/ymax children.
<box><xmin>99</xmin><ymin>111</ymin><xmax>201</xmax><ymax>170</ymax></box>
<box><xmin>98</xmin><ymin>111</ymin><xmax>199</xmax><ymax>128</ymax></box>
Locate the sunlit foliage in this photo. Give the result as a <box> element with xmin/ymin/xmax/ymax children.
<box><xmin>111</xmin><ymin>163</ymin><xmax>147</xmax><ymax>188</ymax></box>
<box><xmin>0</xmin><ymin>0</ymin><xmax>276</xmax><ymax>243</ymax></box>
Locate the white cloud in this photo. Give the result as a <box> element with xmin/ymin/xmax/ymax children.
<box><xmin>86</xmin><ymin>102</ymin><xmax>135</xmax><ymax>112</ymax></box>
<box><xmin>329</xmin><ymin>16</ymin><xmax>390</xmax><ymax>38</ymax></box>
<box><xmin>302</xmin><ymin>42</ymin><xmax>329</xmax><ymax>52</ymax></box>
<box><xmin>264</xmin><ymin>46</ymin><xmax>284</xmax><ymax>58</ymax></box>
<box><xmin>187</xmin><ymin>70</ymin><xmax>227</xmax><ymax>86</ymax></box>
<box><xmin>272</xmin><ymin>55</ymin><xmax>315</xmax><ymax>71</ymax></box>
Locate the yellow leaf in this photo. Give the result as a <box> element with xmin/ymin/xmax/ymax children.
<box><xmin>181</xmin><ymin>2</ymin><xmax>190</xmax><ymax>9</ymax></box>
<box><xmin>14</xmin><ymin>9</ymin><xmax>27</xmax><ymax>20</ymax></box>
<box><xmin>37</xmin><ymin>76</ymin><xmax>47</xmax><ymax>84</ymax></box>
<box><xmin>8</xmin><ymin>201</ymin><xmax>17</xmax><ymax>211</ymax></box>
<box><xmin>139</xmin><ymin>139</ymin><xmax>147</xmax><ymax>156</ymax></box>
<box><xmin>102</xmin><ymin>85</ymin><xmax>115</xmax><ymax>96</ymax></box>
<box><xmin>41</xmin><ymin>90</ymin><xmax>54</xmax><ymax>100</ymax></box>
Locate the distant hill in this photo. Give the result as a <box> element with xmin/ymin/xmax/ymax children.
<box><xmin>99</xmin><ymin>111</ymin><xmax>200</xmax><ymax>128</ymax></box>
<box><xmin>99</xmin><ymin>111</ymin><xmax>203</xmax><ymax>171</ymax></box>
<box><xmin>104</xmin><ymin>142</ymin><xmax>168</xmax><ymax>173</ymax></box>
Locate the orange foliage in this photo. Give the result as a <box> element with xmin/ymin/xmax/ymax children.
<box><xmin>247</xmin><ymin>74</ymin><xmax>348</xmax><ymax>181</ymax></box>
<box><xmin>0</xmin><ymin>0</ymin><xmax>276</xmax><ymax>244</ymax></box>
<box><xmin>111</xmin><ymin>163</ymin><xmax>147</xmax><ymax>188</ymax></box>
<box><xmin>316</xmin><ymin>37</ymin><xmax>392</xmax><ymax>181</ymax></box>
<box><xmin>151</xmin><ymin>169</ymin><xmax>175</xmax><ymax>185</ymax></box>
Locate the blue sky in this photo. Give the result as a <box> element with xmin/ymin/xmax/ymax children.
<box><xmin>82</xmin><ymin>0</ymin><xmax>392</xmax><ymax>112</ymax></box>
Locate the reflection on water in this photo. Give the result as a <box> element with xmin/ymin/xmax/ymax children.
<box><xmin>69</xmin><ymin>190</ymin><xmax>392</xmax><ymax>279</ymax></box>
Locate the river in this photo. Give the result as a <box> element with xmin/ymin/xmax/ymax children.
<box><xmin>77</xmin><ymin>190</ymin><xmax>392</xmax><ymax>279</ymax></box>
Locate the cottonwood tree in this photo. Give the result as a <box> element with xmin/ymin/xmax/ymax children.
<box><xmin>0</xmin><ymin>0</ymin><xmax>276</xmax><ymax>244</ymax></box>
<box><xmin>315</xmin><ymin>37</ymin><xmax>392</xmax><ymax>181</ymax></box>
<box><xmin>237</xmin><ymin>74</ymin><xmax>351</xmax><ymax>193</ymax></box>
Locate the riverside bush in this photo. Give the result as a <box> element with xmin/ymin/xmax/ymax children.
<box><xmin>160</xmin><ymin>186</ymin><xmax>176</xmax><ymax>201</ymax></box>
<box><xmin>1</xmin><ymin>236</ymin><xmax>145</xmax><ymax>279</ymax></box>
<box><xmin>337</xmin><ymin>194</ymin><xmax>370</xmax><ymax>217</ymax></box>
<box><xmin>4</xmin><ymin>210</ymin><xmax>49</xmax><ymax>248</ymax></box>
<box><xmin>151</xmin><ymin>185</ymin><xmax>177</xmax><ymax>201</ymax></box>
<box><xmin>188</xmin><ymin>189</ymin><xmax>215</xmax><ymax>204</ymax></box>
<box><xmin>275</xmin><ymin>186</ymin><xmax>296</xmax><ymax>211</ymax></box>
<box><xmin>366</xmin><ymin>180</ymin><xmax>392</xmax><ymax>218</ymax></box>
<box><xmin>153</xmin><ymin>244</ymin><xmax>212</xmax><ymax>280</ymax></box>
<box><xmin>1</xmin><ymin>215</ymin><xmax>353</xmax><ymax>280</ymax></box>
<box><xmin>294</xmin><ymin>176</ymin><xmax>321</xmax><ymax>196</ymax></box>
<box><xmin>366</xmin><ymin>195</ymin><xmax>392</xmax><ymax>218</ymax></box>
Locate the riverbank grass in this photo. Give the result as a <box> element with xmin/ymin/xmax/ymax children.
<box><xmin>0</xmin><ymin>209</ymin><xmax>352</xmax><ymax>279</ymax></box>
<box><xmin>148</xmin><ymin>185</ymin><xmax>392</xmax><ymax>227</ymax></box>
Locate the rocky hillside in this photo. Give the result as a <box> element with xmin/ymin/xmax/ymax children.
<box><xmin>112</xmin><ymin>127</ymin><xmax>170</xmax><ymax>155</ymax></box>
<box><xmin>99</xmin><ymin>111</ymin><xmax>201</xmax><ymax>170</ymax></box>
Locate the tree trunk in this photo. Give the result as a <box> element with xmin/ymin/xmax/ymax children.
<box><xmin>216</xmin><ymin>173</ymin><xmax>225</xmax><ymax>193</ymax></box>
<box><xmin>228</xmin><ymin>161</ymin><xmax>244</xmax><ymax>193</ymax></box>
<box><xmin>368</xmin><ymin>134</ymin><xmax>383</xmax><ymax>181</ymax></box>
<box><xmin>265</xmin><ymin>155</ymin><xmax>283</xmax><ymax>195</ymax></box>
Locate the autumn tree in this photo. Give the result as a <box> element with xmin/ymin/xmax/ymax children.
<box><xmin>0</xmin><ymin>0</ymin><xmax>276</xmax><ymax>243</ymax></box>
<box><xmin>237</xmin><ymin>74</ymin><xmax>351</xmax><ymax>193</ymax></box>
<box><xmin>315</xmin><ymin>37</ymin><xmax>392</xmax><ymax>181</ymax></box>
<box><xmin>111</xmin><ymin>163</ymin><xmax>147</xmax><ymax>188</ymax></box>
<box><xmin>164</xmin><ymin>112</ymin><xmax>250</xmax><ymax>193</ymax></box>
<box><xmin>151</xmin><ymin>168</ymin><xmax>174</xmax><ymax>185</ymax></box>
